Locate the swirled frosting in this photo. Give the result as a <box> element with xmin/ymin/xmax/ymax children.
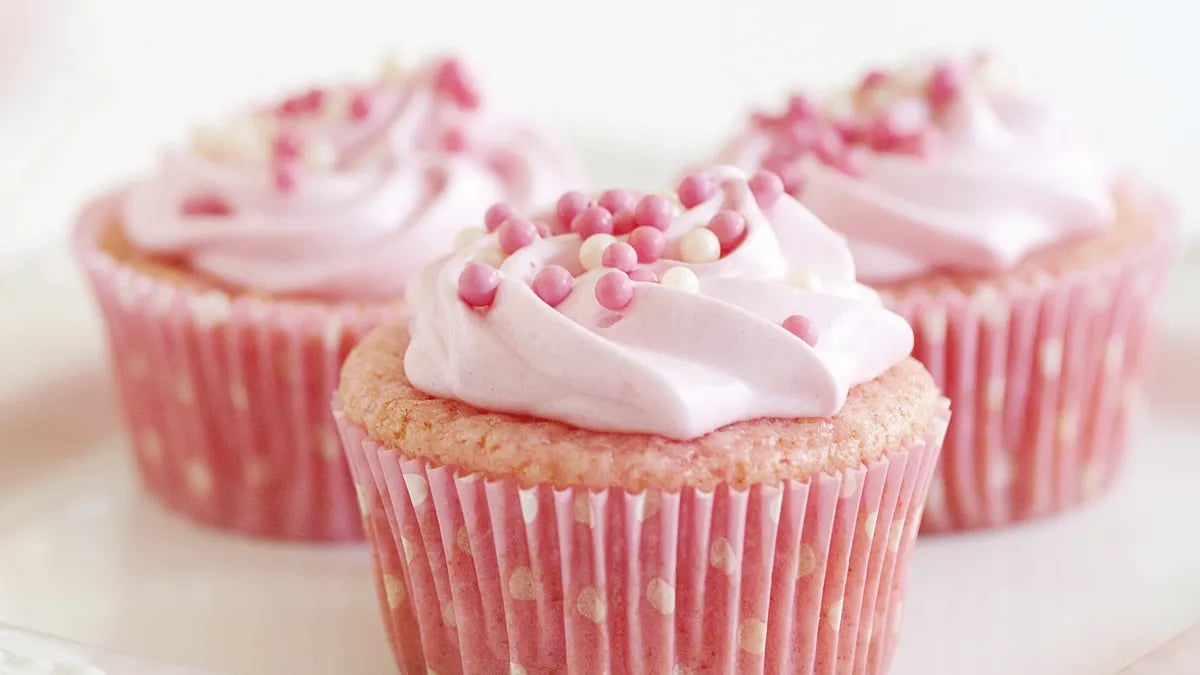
<box><xmin>122</xmin><ymin>56</ymin><xmax>579</xmax><ymax>301</ymax></box>
<box><xmin>719</xmin><ymin>55</ymin><xmax>1116</xmax><ymax>284</ymax></box>
<box><xmin>404</xmin><ymin>166</ymin><xmax>913</xmax><ymax>439</ymax></box>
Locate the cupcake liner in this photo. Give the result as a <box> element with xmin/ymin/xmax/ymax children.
<box><xmin>335</xmin><ymin>402</ymin><xmax>949</xmax><ymax>674</ymax></box>
<box><xmin>75</xmin><ymin>191</ymin><xmax>394</xmax><ymax>541</ymax></box>
<box><xmin>884</xmin><ymin>220</ymin><xmax>1176</xmax><ymax>533</ymax></box>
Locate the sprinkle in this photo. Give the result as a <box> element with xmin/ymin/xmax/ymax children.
<box><xmin>571</xmin><ymin>207</ymin><xmax>614</xmax><ymax>238</ymax></box>
<box><xmin>676</xmin><ymin>173</ymin><xmax>716</xmax><ymax>209</ymax></box>
<box><xmin>633</xmin><ymin>194</ymin><xmax>673</xmax><ymax>231</ymax></box>
<box><xmin>181</xmin><ymin>195</ymin><xmax>232</xmax><ymax>217</ymax></box>
<box><xmin>677</xmin><ymin>228</ymin><xmax>721</xmax><ymax>264</ymax></box>
<box><xmin>458</xmin><ymin>262</ymin><xmax>500</xmax><ymax>307</ymax></box>
<box><xmin>433</xmin><ymin>58</ymin><xmax>481</xmax><ymax>109</ymax></box>
<box><xmin>706</xmin><ymin>210</ymin><xmax>747</xmax><ymax>253</ymax></box>
<box><xmin>453</xmin><ymin>227</ymin><xmax>486</xmax><ymax>251</ymax></box>
<box><xmin>627</xmin><ymin>226</ymin><xmax>666</xmax><ymax>264</ymax></box>
<box><xmin>748</xmin><ymin>170</ymin><xmax>784</xmax><ymax>209</ymax></box>
<box><xmin>485</xmin><ymin>203</ymin><xmax>518</xmax><ymax>232</ymax></box>
<box><xmin>273</xmin><ymin>131</ymin><xmax>301</xmax><ymax>161</ymax></box>
<box><xmin>659</xmin><ymin>266</ymin><xmax>700</xmax><ymax>293</ymax></box>
<box><xmin>782</xmin><ymin>315</ymin><xmax>819</xmax><ymax>346</ymax></box>
<box><xmin>556</xmin><ymin>191</ymin><xmax>591</xmax><ymax>229</ymax></box>
<box><xmin>532</xmin><ymin>265</ymin><xmax>573</xmax><ymax>307</ymax></box>
<box><xmin>579</xmin><ymin>234</ymin><xmax>617</xmax><ymax>270</ymax></box>
<box><xmin>598</xmin><ymin>189</ymin><xmax>637</xmax><ymax>215</ymax></box>
<box><xmin>595</xmin><ymin>270</ymin><xmax>634</xmax><ymax>310</ymax></box>
<box><xmin>349</xmin><ymin>91</ymin><xmax>373</xmax><ymax>120</ymax></box>
<box><xmin>497</xmin><ymin>217</ymin><xmax>540</xmax><ymax>254</ymax></box>
<box><xmin>600</xmin><ymin>241</ymin><xmax>638</xmax><ymax>272</ymax></box>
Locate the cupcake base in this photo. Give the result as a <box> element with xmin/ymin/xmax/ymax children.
<box><xmin>335</xmin><ymin>403</ymin><xmax>948</xmax><ymax>674</ymax></box>
<box><xmin>76</xmin><ymin>191</ymin><xmax>393</xmax><ymax>541</ymax></box>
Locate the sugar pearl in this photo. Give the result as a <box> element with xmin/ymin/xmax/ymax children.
<box><xmin>453</xmin><ymin>227</ymin><xmax>486</xmax><ymax>251</ymax></box>
<box><xmin>556</xmin><ymin>191</ymin><xmax>590</xmax><ymax>228</ymax></box>
<box><xmin>474</xmin><ymin>246</ymin><xmax>507</xmax><ymax>268</ymax></box>
<box><xmin>302</xmin><ymin>140</ymin><xmax>337</xmax><ymax>169</ymax></box>
<box><xmin>349</xmin><ymin>91</ymin><xmax>373</xmax><ymax>120</ymax></box>
<box><xmin>629</xmin><ymin>268</ymin><xmax>659</xmax><ymax>283</ymax></box>
<box><xmin>571</xmin><ymin>206</ymin><xmax>614</xmax><ymax>238</ymax></box>
<box><xmin>485</xmin><ymin>203</ymin><xmax>518</xmax><ymax>232</ymax></box>
<box><xmin>788</xmin><ymin>269</ymin><xmax>824</xmax><ymax>291</ymax></box>
<box><xmin>612</xmin><ymin>209</ymin><xmax>637</xmax><ymax>236</ymax></box>
<box><xmin>601</xmin><ymin>241</ymin><xmax>638</xmax><ymax>272</ymax></box>
<box><xmin>633</xmin><ymin>194</ymin><xmax>673</xmax><ymax>231</ymax></box>
<box><xmin>677</xmin><ymin>228</ymin><xmax>721</xmax><ymax>264</ymax></box>
<box><xmin>706</xmin><ymin>210</ymin><xmax>747</xmax><ymax>253</ymax></box>
<box><xmin>782</xmin><ymin>315</ymin><xmax>819</xmax><ymax>346</ymax></box>
<box><xmin>627</xmin><ymin>226</ymin><xmax>666</xmax><ymax>263</ymax></box>
<box><xmin>748</xmin><ymin>170</ymin><xmax>784</xmax><ymax>209</ymax></box>
<box><xmin>660</xmin><ymin>266</ymin><xmax>700</xmax><ymax>293</ymax></box>
<box><xmin>927</xmin><ymin>63</ymin><xmax>962</xmax><ymax>107</ymax></box>
<box><xmin>676</xmin><ymin>173</ymin><xmax>716</xmax><ymax>209</ymax></box>
<box><xmin>433</xmin><ymin>58</ymin><xmax>481</xmax><ymax>109</ymax></box>
<box><xmin>458</xmin><ymin>262</ymin><xmax>500</xmax><ymax>307</ymax></box>
<box><xmin>579</xmin><ymin>233</ymin><xmax>617</xmax><ymax>270</ymax></box>
<box><xmin>595</xmin><ymin>270</ymin><xmax>634</xmax><ymax>310</ymax></box>
<box><xmin>598</xmin><ymin>189</ymin><xmax>636</xmax><ymax>215</ymax></box>
<box><xmin>497</xmin><ymin>217</ymin><xmax>540</xmax><ymax>254</ymax></box>
<box><xmin>532</xmin><ymin>265</ymin><xmax>574</xmax><ymax>306</ymax></box>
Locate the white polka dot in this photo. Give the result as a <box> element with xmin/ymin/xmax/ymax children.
<box><xmin>1040</xmin><ymin>339</ymin><xmax>1063</xmax><ymax>379</ymax></box>
<box><xmin>891</xmin><ymin>600</ymin><xmax>905</xmax><ymax>636</ymax></box>
<box><xmin>975</xmin><ymin>288</ymin><xmax>1009</xmax><ymax>328</ymax></box>
<box><xmin>826</xmin><ymin>599</ymin><xmax>844</xmax><ymax>632</ymax></box>
<box><xmin>840</xmin><ymin>472</ymin><xmax>859</xmax><ymax>499</ymax></box>
<box><xmin>383</xmin><ymin>573</ymin><xmax>406</xmax><ymax>609</ymax></box>
<box><xmin>737</xmin><ymin>618</ymin><xmax>767</xmax><ymax>655</ymax></box>
<box><xmin>797</xmin><ymin>544</ymin><xmax>817</xmax><ymax>578</ymax></box>
<box><xmin>319</xmin><ymin>427</ymin><xmax>342</xmax><ymax>462</ymax></box>
<box><xmin>229</xmin><ymin>382</ymin><xmax>249</xmax><ymax>411</ymax></box>
<box><xmin>1081</xmin><ymin>461</ymin><xmax>1105</xmax><ymax>497</ymax></box>
<box><xmin>185</xmin><ymin>460</ymin><xmax>213</xmax><ymax>498</ymax></box>
<box><xmin>455</xmin><ymin>527</ymin><xmax>472</xmax><ymax>556</ymax></box>
<box><xmin>863</xmin><ymin>511</ymin><xmax>878</xmax><ymax>541</ymax></box>
<box><xmin>174</xmin><ymin>377</ymin><xmax>195</xmax><ymax>406</ymax></box>
<box><xmin>920</xmin><ymin>308</ymin><xmax>947</xmax><ymax>347</ymax></box>
<box><xmin>768</xmin><ymin>491</ymin><xmax>783</xmax><ymax>524</ymax></box>
<box><xmin>190</xmin><ymin>292</ymin><xmax>232</xmax><ymax>328</ymax></box>
<box><xmin>576</xmin><ymin>587</ymin><xmax>606</xmax><ymax>624</ymax></box>
<box><xmin>1104</xmin><ymin>338</ymin><xmax>1125</xmax><ymax>374</ymax></box>
<box><xmin>355</xmin><ymin>485</ymin><xmax>372</xmax><ymax>516</ymax></box>
<box><xmin>646</xmin><ymin>578</ymin><xmax>675</xmax><ymax>615</ymax></box>
<box><xmin>709</xmin><ymin>537</ymin><xmax>737</xmax><ymax>576</ymax></box>
<box><xmin>888</xmin><ymin>516</ymin><xmax>906</xmax><ymax>553</ymax></box>
<box><xmin>404</xmin><ymin>474</ymin><xmax>429</xmax><ymax>507</ymax></box>
<box><xmin>115</xmin><ymin>276</ymin><xmax>139</xmax><ymax>310</ymax></box>
<box><xmin>401</xmin><ymin>536</ymin><xmax>415</xmax><ymax>563</ymax></box>
<box><xmin>442</xmin><ymin>600</ymin><xmax>456</xmax><ymax>628</ymax></box>
<box><xmin>508</xmin><ymin>566</ymin><xmax>535</xmax><ymax>601</ymax></box>
<box><xmin>322</xmin><ymin>317</ymin><xmax>344</xmax><ymax>351</ymax></box>
<box><xmin>989</xmin><ymin>454</ymin><xmax>1013</xmax><ymax>490</ymax></box>
<box><xmin>1058</xmin><ymin>408</ymin><xmax>1080</xmax><ymax>446</ymax></box>
<box><xmin>509</xmin><ymin>664</ymin><xmax>528</xmax><ymax>675</ymax></box>
<box><xmin>519</xmin><ymin>490</ymin><xmax>539</xmax><ymax>523</ymax></box>
<box><xmin>139</xmin><ymin>429</ymin><xmax>163</xmax><ymax>463</ymax></box>
<box><xmin>986</xmin><ymin>376</ymin><xmax>1006</xmax><ymax>413</ymax></box>
<box><xmin>673</xmin><ymin>666</ymin><xmax>696</xmax><ymax>675</ymax></box>
<box><xmin>126</xmin><ymin>353</ymin><xmax>149</xmax><ymax>378</ymax></box>
<box><xmin>635</xmin><ymin>492</ymin><xmax>661</xmax><ymax>522</ymax></box>
<box><xmin>572</xmin><ymin>494</ymin><xmax>592</xmax><ymax>526</ymax></box>
<box><xmin>925</xmin><ymin>479</ymin><xmax>946</xmax><ymax>516</ymax></box>
<box><xmin>244</xmin><ymin>457</ymin><xmax>271</xmax><ymax>488</ymax></box>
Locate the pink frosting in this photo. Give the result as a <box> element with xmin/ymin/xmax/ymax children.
<box><xmin>719</xmin><ymin>57</ymin><xmax>1116</xmax><ymax>284</ymax></box>
<box><xmin>122</xmin><ymin>56</ymin><xmax>579</xmax><ymax>301</ymax></box>
<box><xmin>404</xmin><ymin>166</ymin><xmax>913</xmax><ymax>440</ymax></box>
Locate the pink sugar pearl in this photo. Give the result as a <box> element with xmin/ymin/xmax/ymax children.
<box><xmin>628</xmin><ymin>268</ymin><xmax>659</xmax><ymax>283</ymax></box>
<box><xmin>612</xmin><ymin>209</ymin><xmax>637</xmax><ymax>236</ymax></box>
<box><xmin>556</xmin><ymin>191</ymin><xmax>590</xmax><ymax>228</ymax></box>
<box><xmin>595</xmin><ymin>270</ymin><xmax>634</xmax><ymax>310</ymax></box>
<box><xmin>532</xmin><ymin>265</ymin><xmax>573</xmax><ymax>307</ymax></box>
<box><xmin>598</xmin><ymin>189</ymin><xmax>637</xmax><ymax>215</ymax></box>
<box><xmin>627</xmin><ymin>226</ymin><xmax>666</xmax><ymax>263</ymax></box>
<box><xmin>600</xmin><ymin>241</ymin><xmax>638</xmax><ymax>272</ymax></box>
<box><xmin>273</xmin><ymin>131</ymin><xmax>301</xmax><ymax>160</ymax></box>
<box><xmin>634</xmin><ymin>194</ymin><xmax>673</xmax><ymax>231</ymax></box>
<box><xmin>927</xmin><ymin>63</ymin><xmax>962</xmax><ymax>108</ymax></box>
<box><xmin>748</xmin><ymin>170</ymin><xmax>784</xmax><ymax>208</ymax></box>
<box><xmin>349</xmin><ymin>91</ymin><xmax>373</xmax><ymax>120</ymax></box>
<box><xmin>485</xmin><ymin>203</ymin><xmax>517</xmax><ymax>232</ymax></box>
<box><xmin>273</xmin><ymin>163</ymin><xmax>297</xmax><ymax>192</ymax></box>
<box><xmin>571</xmin><ymin>206</ymin><xmax>614</xmax><ymax>238</ymax></box>
<box><xmin>707</xmin><ymin>210</ymin><xmax>747</xmax><ymax>253</ymax></box>
<box><xmin>497</xmin><ymin>217</ymin><xmax>540</xmax><ymax>254</ymax></box>
<box><xmin>782</xmin><ymin>314</ymin><xmax>818</xmax><ymax>346</ymax></box>
<box><xmin>676</xmin><ymin>173</ymin><xmax>716</xmax><ymax>209</ymax></box>
<box><xmin>458</xmin><ymin>262</ymin><xmax>500</xmax><ymax>307</ymax></box>
<box><xmin>301</xmin><ymin>88</ymin><xmax>324</xmax><ymax>111</ymax></box>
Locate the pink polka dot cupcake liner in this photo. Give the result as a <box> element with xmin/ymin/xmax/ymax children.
<box><xmin>75</xmin><ymin>192</ymin><xmax>394</xmax><ymax>541</ymax></box>
<box><xmin>885</xmin><ymin>220</ymin><xmax>1176</xmax><ymax>533</ymax></box>
<box><xmin>334</xmin><ymin>403</ymin><xmax>948</xmax><ymax>674</ymax></box>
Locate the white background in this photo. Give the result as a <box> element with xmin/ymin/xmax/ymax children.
<box><xmin>1</xmin><ymin>0</ymin><xmax>1198</xmax><ymax>270</ymax></box>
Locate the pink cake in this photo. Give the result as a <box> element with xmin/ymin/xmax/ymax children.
<box><xmin>74</xmin><ymin>55</ymin><xmax>579</xmax><ymax>541</ymax></box>
<box><xmin>718</xmin><ymin>54</ymin><xmax>1177</xmax><ymax>532</ymax></box>
<box><xmin>335</xmin><ymin>167</ymin><xmax>950</xmax><ymax>673</ymax></box>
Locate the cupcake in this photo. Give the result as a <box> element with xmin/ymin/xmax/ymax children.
<box><xmin>335</xmin><ymin>167</ymin><xmax>949</xmax><ymax>673</ymax></box>
<box><xmin>718</xmin><ymin>54</ymin><xmax>1177</xmax><ymax>531</ymax></box>
<box><xmin>75</xmin><ymin>55</ymin><xmax>579</xmax><ymax>540</ymax></box>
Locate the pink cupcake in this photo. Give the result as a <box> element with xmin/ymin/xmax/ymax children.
<box><xmin>718</xmin><ymin>54</ymin><xmax>1177</xmax><ymax>531</ymax></box>
<box><xmin>74</xmin><ymin>55</ymin><xmax>579</xmax><ymax>540</ymax></box>
<box><xmin>335</xmin><ymin>167</ymin><xmax>949</xmax><ymax>673</ymax></box>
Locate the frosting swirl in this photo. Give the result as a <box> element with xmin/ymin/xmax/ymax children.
<box><xmin>122</xmin><ymin>56</ymin><xmax>579</xmax><ymax>301</ymax></box>
<box><xmin>404</xmin><ymin>166</ymin><xmax>913</xmax><ymax>440</ymax></box>
<box><xmin>719</xmin><ymin>55</ymin><xmax>1116</xmax><ymax>284</ymax></box>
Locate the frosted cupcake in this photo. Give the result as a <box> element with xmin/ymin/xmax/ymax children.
<box><xmin>335</xmin><ymin>167</ymin><xmax>949</xmax><ymax>673</ymax></box>
<box><xmin>74</xmin><ymin>55</ymin><xmax>579</xmax><ymax>540</ymax></box>
<box><xmin>718</xmin><ymin>54</ymin><xmax>1177</xmax><ymax>531</ymax></box>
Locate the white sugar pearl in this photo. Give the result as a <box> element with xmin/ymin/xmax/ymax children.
<box><xmin>678</xmin><ymin>228</ymin><xmax>721</xmax><ymax>264</ymax></box>
<box><xmin>454</xmin><ymin>227</ymin><xmax>487</xmax><ymax>252</ymax></box>
<box><xmin>302</xmin><ymin>140</ymin><xmax>338</xmax><ymax>169</ymax></box>
<box><xmin>660</xmin><ymin>266</ymin><xmax>700</xmax><ymax>293</ymax></box>
<box><xmin>379</xmin><ymin>49</ymin><xmax>408</xmax><ymax>83</ymax></box>
<box><xmin>224</xmin><ymin>118</ymin><xmax>270</xmax><ymax>163</ymax></box>
<box><xmin>579</xmin><ymin>234</ymin><xmax>617</xmax><ymax>270</ymax></box>
<box><xmin>323</xmin><ymin>89</ymin><xmax>352</xmax><ymax>119</ymax></box>
<box><xmin>474</xmin><ymin>246</ymin><xmax>507</xmax><ymax>268</ymax></box>
<box><xmin>191</xmin><ymin>125</ymin><xmax>225</xmax><ymax>158</ymax></box>
<box><xmin>789</xmin><ymin>270</ymin><xmax>824</xmax><ymax>291</ymax></box>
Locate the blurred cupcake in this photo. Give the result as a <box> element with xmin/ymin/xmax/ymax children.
<box><xmin>718</xmin><ymin>54</ymin><xmax>1177</xmax><ymax>531</ymax></box>
<box><xmin>335</xmin><ymin>167</ymin><xmax>949</xmax><ymax>673</ymax></box>
<box><xmin>75</xmin><ymin>54</ymin><xmax>580</xmax><ymax>540</ymax></box>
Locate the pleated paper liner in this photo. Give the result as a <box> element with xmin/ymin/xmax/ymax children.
<box><xmin>884</xmin><ymin>191</ymin><xmax>1176</xmax><ymax>533</ymax></box>
<box><xmin>336</xmin><ymin>401</ymin><xmax>948</xmax><ymax>674</ymax></box>
<box><xmin>75</xmin><ymin>192</ymin><xmax>394</xmax><ymax>541</ymax></box>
